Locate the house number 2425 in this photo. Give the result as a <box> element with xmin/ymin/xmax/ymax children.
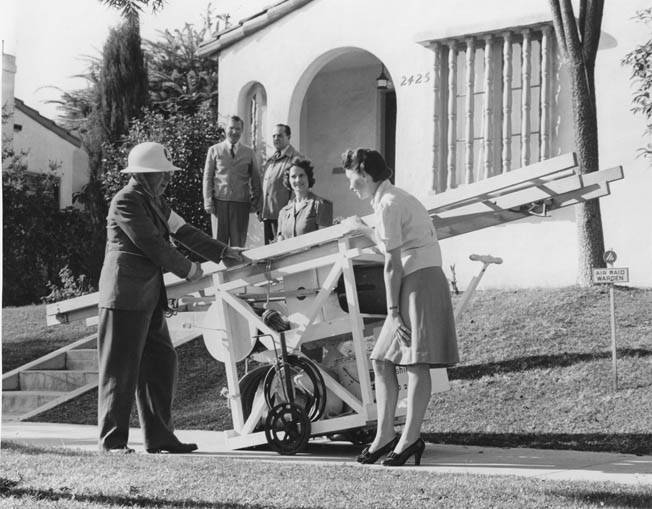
<box><xmin>400</xmin><ymin>73</ymin><xmax>431</xmax><ymax>86</ymax></box>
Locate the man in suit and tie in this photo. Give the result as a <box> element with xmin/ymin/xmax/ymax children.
<box><xmin>98</xmin><ymin>142</ymin><xmax>249</xmax><ymax>454</ymax></box>
<box><xmin>260</xmin><ymin>124</ymin><xmax>302</xmax><ymax>244</ymax></box>
<box><xmin>203</xmin><ymin>115</ymin><xmax>262</xmax><ymax>247</ymax></box>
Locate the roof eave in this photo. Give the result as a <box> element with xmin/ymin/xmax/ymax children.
<box><xmin>13</xmin><ymin>99</ymin><xmax>83</xmax><ymax>148</ymax></box>
<box><xmin>197</xmin><ymin>0</ymin><xmax>313</xmax><ymax>58</ymax></box>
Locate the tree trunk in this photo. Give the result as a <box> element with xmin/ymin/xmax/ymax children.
<box><xmin>568</xmin><ymin>58</ymin><xmax>606</xmax><ymax>285</ymax></box>
<box><xmin>549</xmin><ymin>0</ymin><xmax>606</xmax><ymax>286</ymax></box>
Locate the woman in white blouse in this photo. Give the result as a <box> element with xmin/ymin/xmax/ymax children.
<box><xmin>342</xmin><ymin>148</ymin><xmax>458</xmax><ymax>467</ymax></box>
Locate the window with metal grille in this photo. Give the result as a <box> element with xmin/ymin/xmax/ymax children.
<box><xmin>245</xmin><ymin>82</ymin><xmax>267</xmax><ymax>164</ymax></box>
<box><xmin>428</xmin><ymin>23</ymin><xmax>557</xmax><ymax>192</ymax></box>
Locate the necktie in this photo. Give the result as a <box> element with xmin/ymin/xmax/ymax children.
<box><xmin>230</xmin><ymin>144</ymin><xmax>236</xmax><ymax>158</ymax></box>
<box><xmin>274</xmin><ymin>150</ymin><xmax>281</xmax><ymax>160</ymax></box>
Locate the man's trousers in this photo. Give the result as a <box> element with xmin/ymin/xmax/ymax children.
<box><xmin>97</xmin><ymin>306</ymin><xmax>179</xmax><ymax>451</ymax></box>
<box><xmin>211</xmin><ymin>199</ymin><xmax>250</xmax><ymax>247</ymax></box>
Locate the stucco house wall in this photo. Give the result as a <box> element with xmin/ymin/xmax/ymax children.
<box><xmin>206</xmin><ymin>0</ymin><xmax>651</xmax><ymax>288</ymax></box>
<box><xmin>3</xmin><ymin>52</ymin><xmax>89</xmax><ymax>209</ymax></box>
<box><xmin>11</xmin><ymin>103</ymin><xmax>89</xmax><ymax>209</ymax></box>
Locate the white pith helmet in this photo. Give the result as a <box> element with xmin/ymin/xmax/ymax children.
<box><xmin>120</xmin><ymin>142</ymin><xmax>182</xmax><ymax>173</ymax></box>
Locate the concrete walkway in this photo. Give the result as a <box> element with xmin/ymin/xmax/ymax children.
<box><xmin>2</xmin><ymin>421</ymin><xmax>651</xmax><ymax>486</ymax></box>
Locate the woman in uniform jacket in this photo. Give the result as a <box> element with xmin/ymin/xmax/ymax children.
<box><xmin>98</xmin><ymin>142</ymin><xmax>249</xmax><ymax>454</ymax></box>
<box><xmin>276</xmin><ymin>158</ymin><xmax>332</xmax><ymax>361</ymax></box>
<box><xmin>276</xmin><ymin>158</ymin><xmax>332</xmax><ymax>241</ymax></box>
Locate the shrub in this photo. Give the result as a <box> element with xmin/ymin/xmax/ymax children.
<box><xmin>622</xmin><ymin>7</ymin><xmax>652</xmax><ymax>164</ymax></box>
<box><xmin>2</xmin><ymin>147</ymin><xmax>104</xmax><ymax>306</ymax></box>
<box><xmin>101</xmin><ymin>104</ymin><xmax>225</xmax><ymax>232</ymax></box>
<box><xmin>42</xmin><ymin>265</ymin><xmax>96</xmax><ymax>303</ymax></box>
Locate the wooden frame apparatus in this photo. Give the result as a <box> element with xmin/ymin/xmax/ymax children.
<box><xmin>203</xmin><ymin>231</ymin><xmax>450</xmax><ymax>450</ymax></box>
<box><xmin>43</xmin><ymin>153</ymin><xmax>623</xmax><ymax>449</ymax></box>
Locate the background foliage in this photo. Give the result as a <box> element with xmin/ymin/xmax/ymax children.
<box><xmin>2</xmin><ymin>147</ymin><xmax>104</xmax><ymax>306</ymax></box>
<box><xmin>4</xmin><ymin>15</ymin><xmax>224</xmax><ymax>305</ymax></box>
<box><xmin>146</xmin><ymin>23</ymin><xmax>220</xmax><ymax>117</ymax></box>
<box><xmin>101</xmin><ymin>105</ymin><xmax>225</xmax><ymax>232</ymax></box>
<box><xmin>99</xmin><ymin>18</ymin><xmax>149</xmax><ymax>146</ymax></box>
<box><xmin>622</xmin><ymin>7</ymin><xmax>652</xmax><ymax>165</ymax></box>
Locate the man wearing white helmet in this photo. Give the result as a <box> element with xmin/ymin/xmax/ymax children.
<box><xmin>98</xmin><ymin>141</ymin><xmax>249</xmax><ymax>454</ymax></box>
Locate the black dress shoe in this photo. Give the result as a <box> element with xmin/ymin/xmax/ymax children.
<box><xmin>146</xmin><ymin>442</ymin><xmax>198</xmax><ymax>454</ymax></box>
<box><xmin>102</xmin><ymin>446</ymin><xmax>135</xmax><ymax>455</ymax></box>
<box><xmin>382</xmin><ymin>438</ymin><xmax>426</xmax><ymax>466</ymax></box>
<box><xmin>356</xmin><ymin>435</ymin><xmax>399</xmax><ymax>464</ymax></box>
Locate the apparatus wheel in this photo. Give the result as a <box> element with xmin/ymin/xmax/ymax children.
<box><xmin>291</xmin><ymin>356</ymin><xmax>327</xmax><ymax>421</ymax></box>
<box><xmin>264</xmin><ymin>402</ymin><xmax>311</xmax><ymax>455</ymax></box>
<box><xmin>238</xmin><ymin>365</ymin><xmax>272</xmax><ymax>430</ymax></box>
<box><xmin>263</xmin><ymin>356</ymin><xmax>326</xmax><ymax>422</ymax></box>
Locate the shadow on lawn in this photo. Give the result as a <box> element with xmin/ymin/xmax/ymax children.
<box><xmin>422</xmin><ymin>432</ymin><xmax>652</xmax><ymax>455</ymax></box>
<box><xmin>449</xmin><ymin>348</ymin><xmax>652</xmax><ymax>381</ymax></box>
<box><xmin>0</xmin><ymin>484</ymin><xmax>278</xmax><ymax>509</ymax></box>
<box><xmin>0</xmin><ymin>441</ymin><xmax>94</xmax><ymax>457</ymax></box>
<box><xmin>551</xmin><ymin>488</ymin><xmax>652</xmax><ymax>509</ymax></box>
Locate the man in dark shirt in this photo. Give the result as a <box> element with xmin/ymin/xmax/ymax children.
<box><xmin>259</xmin><ymin>124</ymin><xmax>302</xmax><ymax>244</ymax></box>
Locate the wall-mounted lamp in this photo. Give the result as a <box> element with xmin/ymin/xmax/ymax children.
<box><xmin>376</xmin><ymin>65</ymin><xmax>390</xmax><ymax>90</ymax></box>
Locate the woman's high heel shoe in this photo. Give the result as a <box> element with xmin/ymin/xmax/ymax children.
<box><xmin>381</xmin><ymin>438</ymin><xmax>426</xmax><ymax>466</ymax></box>
<box><xmin>356</xmin><ymin>435</ymin><xmax>399</xmax><ymax>464</ymax></box>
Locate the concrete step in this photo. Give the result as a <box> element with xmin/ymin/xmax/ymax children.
<box><xmin>65</xmin><ymin>349</ymin><xmax>98</xmax><ymax>370</ymax></box>
<box><xmin>23</xmin><ymin>352</ymin><xmax>68</xmax><ymax>371</ymax></box>
<box><xmin>19</xmin><ymin>370</ymin><xmax>98</xmax><ymax>392</ymax></box>
<box><xmin>2</xmin><ymin>390</ymin><xmax>68</xmax><ymax>415</ymax></box>
<box><xmin>1</xmin><ymin>331</ymin><xmax>200</xmax><ymax>421</ymax></box>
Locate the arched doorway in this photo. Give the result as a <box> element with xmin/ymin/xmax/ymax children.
<box><xmin>292</xmin><ymin>49</ymin><xmax>396</xmax><ymax>219</ymax></box>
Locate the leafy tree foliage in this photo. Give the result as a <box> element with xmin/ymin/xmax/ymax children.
<box><xmin>99</xmin><ymin>0</ymin><xmax>166</xmax><ymax>21</ymax></box>
<box><xmin>51</xmin><ymin>15</ymin><xmax>222</xmax><ymax>229</ymax></box>
<box><xmin>45</xmin><ymin>57</ymin><xmax>109</xmax><ymax>228</ymax></box>
<box><xmin>100</xmin><ymin>18</ymin><xmax>149</xmax><ymax>145</ymax></box>
<box><xmin>622</xmin><ymin>7</ymin><xmax>652</xmax><ymax>165</ymax></box>
<box><xmin>144</xmin><ymin>5</ymin><xmax>228</xmax><ymax>117</ymax></box>
<box><xmin>145</xmin><ymin>23</ymin><xmax>219</xmax><ymax>117</ymax></box>
<box><xmin>101</xmin><ymin>105</ymin><xmax>225</xmax><ymax>232</ymax></box>
<box><xmin>42</xmin><ymin>266</ymin><xmax>97</xmax><ymax>304</ymax></box>
<box><xmin>19</xmin><ymin>6</ymin><xmax>225</xmax><ymax>299</ymax></box>
<box><xmin>2</xmin><ymin>146</ymin><xmax>104</xmax><ymax>306</ymax></box>
<box><xmin>45</xmin><ymin>56</ymin><xmax>102</xmax><ymax>135</ymax></box>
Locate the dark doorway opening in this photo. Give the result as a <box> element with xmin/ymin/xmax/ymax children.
<box><xmin>382</xmin><ymin>90</ymin><xmax>396</xmax><ymax>183</ymax></box>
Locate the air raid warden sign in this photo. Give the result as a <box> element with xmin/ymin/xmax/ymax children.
<box><xmin>592</xmin><ymin>267</ymin><xmax>630</xmax><ymax>284</ymax></box>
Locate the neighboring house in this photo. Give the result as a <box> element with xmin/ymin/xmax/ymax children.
<box><xmin>2</xmin><ymin>51</ymin><xmax>89</xmax><ymax>209</ymax></box>
<box><xmin>198</xmin><ymin>0</ymin><xmax>652</xmax><ymax>288</ymax></box>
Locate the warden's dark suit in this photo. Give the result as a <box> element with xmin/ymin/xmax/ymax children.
<box><xmin>98</xmin><ymin>178</ymin><xmax>228</xmax><ymax>451</ymax></box>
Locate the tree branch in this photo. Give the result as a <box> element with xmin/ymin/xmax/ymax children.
<box><xmin>548</xmin><ymin>0</ymin><xmax>569</xmax><ymax>58</ymax></box>
<box><xmin>578</xmin><ymin>0</ymin><xmax>587</xmax><ymax>44</ymax></box>
<box><xmin>559</xmin><ymin>0</ymin><xmax>583</xmax><ymax>64</ymax></box>
<box><xmin>582</xmin><ymin>0</ymin><xmax>605</xmax><ymax>65</ymax></box>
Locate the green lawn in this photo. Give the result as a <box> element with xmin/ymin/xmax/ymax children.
<box><xmin>1</xmin><ymin>442</ymin><xmax>651</xmax><ymax>509</ymax></box>
<box><xmin>4</xmin><ymin>286</ymin><xmax>652</xmax><ymax>454</ymax></box>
